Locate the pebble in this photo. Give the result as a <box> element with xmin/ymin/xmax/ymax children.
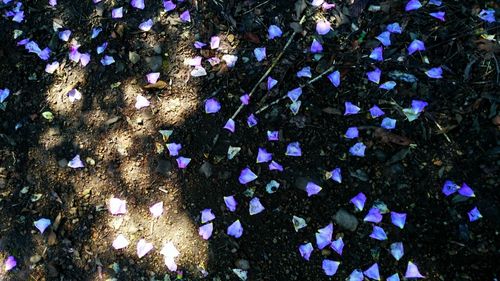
<box><xmin>129</xmin><ymin>51</ymin><xmax>140</xmax><ymax>64</ymax></box>
<box><xmin>57</xmin><ymin>159</ymin><xmax>68</xmax><ymax>168</ymax></box>
<box><xmin>199</xmin><ymin>161</ymin><xmax>213</xmax><ymax>178</ymax></box>
<box><xmin>145</xmin><ymin>56</ymin><xmax>163</xmax><ymax>72</ymax></box>
<box><xmin>235</xmin><ymin>259</ymin><xmax>250</xmax><ymax>270</ymax></box>
<box><xmin>333</xmin><ymin>209</ymin><xmax>358</xmax><ymax>231</ymax></box>
<box><xmin>30</xmin><ymin>254</ymin><xmax>41</xmax><ymax>264</ymax></box>
<box><xmin>156</xmin><ymin>160</ymin><xmax>172</xmax><ymax>175</ymax></box>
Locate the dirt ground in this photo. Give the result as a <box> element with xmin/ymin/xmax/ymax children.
<box><xmin>0</xmin><ymin>0</ymin><xmax>499</xmax><ymax>280</ymax></box>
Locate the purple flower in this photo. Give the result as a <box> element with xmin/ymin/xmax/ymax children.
<box><xmin>350</xmin><ymin>192</ymin><xmax>366</xmax><ymax>211</ymax></box>
<box><xmin>201</xmin><ymin>208</ymin><xmax>215</xmax><ymax>223</ymax></box>
<box><xmin>297</xmin><ymin>66</ymin><xmax>312</xmax><ymax>78</ymax></box>
<box><xmin>112</xmin><ymin>7</ymin><xmax>123</xmax><ymax>18</ymax></box>
<box><xmin>322</xmin><ymin>2</ymin><xmax>335</xmax><ymax>9</ymax></box>
<box><xmin>330</xmin><ymin>167</ymin><xmax>342</xmax><ymax>183</ymax></box>
<box><xmin>191</xmin><ymin>66</ymin><xmax>207</xmax><ymax>77</ymax></box>
<box><xmin>367</xmin><ymin>68</ymin><xmax>382</xmax><ymax>84</ymax></box>
<box><xmin>478</xmin><ymin>9</ymin><xmax>496</xmax><ymax>23</ymax></box>
<box><xmin>68</xmin><ymin>44</ymin><xmax>81</xmax><ymax>62</ymax></box>
<box><xmin>430</xmin><ymin>11</ymin><xmax>446</xmax><ymax>21</ymax></box>
<box><xmin>286</xmin><ymin>142</ymin><xmax>302</xmax><ymax>156</ymax></box>
<box><xmin>256</xmin><ymin>148</ymin><xmax>272</xmax><ymax>163</ymax></box>
<box><xmin>239</xmin><ymin>168</ymin><xmax>258</xmax><ymax>184</ymax></box>
<box><xmin>316</xmin><ymin>223</ymin><xmax>333</xmax><ymax>249</ymax></box>
<box><xmin>254</xmin><ymin>47</ymin><xmax>266</xmax><ymax>62</ymax></box>
<box><xmin>331</xmin><ymin>237</ymin><xmax>344</xmax><ymax>255</ymax></box>
<box><xmin>49</xmin><ymin>0</ymin><xmax>57</xmax><ymax>6</ymax></box>
<box><xmin>34</xmin><ymin>218</ymin><xmax>51</xmax><ymax>234</ymax></box>
<box><xmin>247</xmin><ymin>114</ymin><xmax>258</xmax><ymax>127</ymax></box>
<box><xmin>224</xmin><ymin>195</ymin><xmax>237</xmax><ymax>211</ymax></box>
<box><xmin>287</xmin><ymin>87</ymin><xmax>302</xmax><ymax>102</ymax></box>
<box><xmin>97</xmin><ymin>42</ymin><xmax>108</xmax><ymax>54</ymax></box>
<box><xmin>67</xmin><ymin>88</ymin><xmax>82</xmax><ymax>103</ymax></box>
<box><xmin>322</xmin><ymin>260</ymin><xmax>340</xmax><ymax>276</ymax></box>
<box><xmin>222</xmin><ymin>54</ymin><xmax>238</xmax><ymax>67</ymax></box>
<box><xmin>194</xmin><ymin>41</ymin><xmax>206</xmax><ymax>48</ymax></box>
<box><xmin>163</xmin><ymin>0</ymin><xmax>176</xmax><ymax>11</ymax></box>
<box><xmin>80</xmin><ymin>53</ymin><xmax>90</xmax><ymax>67</ymax></box>
<box><xmin>240</xmin><ymin>94</ymin><xmax>250</xmax><ymax>105</ymax></box>
<box><xmin>306</xmin><ymin>182</ymin><xmax>322</xmax><ymax>197</ymax></box>
<box><xmin>58</xmin><ymin>30</ymin><xmax>71</xmax><ymax>42</ymax></box>
<box><xmin>408</xmin><ymin>39</ymin><xmax>426</xmax><ymax>55</ymax></box>
<box><xmin>180</xmin><ymin>10</ymin><xmax>191</xmax><ymax>22</ymax></box>
<box><xmin>405</xmin><ymin>0</ymin><xmax>422</xmax><ymax>11</ymax></box>
<box><xmin>12</xmin><ymin>11</ymin><xmax>24</xmax><ymax>23</ymax></box>
<box><xmin>109</xmin><ymin>197</ymin><xmax>127</xmax><ymax>215</ymax></box>
<box><xmin>429</xmin><ymin>0</ymin><xmax>442</xmax><ymax>5</ymax></box>
<box><xmin>199</xmin><ymin>223</ymin><xmax>213</xmax><ymax>240</ymax></box>
<box><xmin>267</xmin><ymin>76</ymin><xmax>278</xmax><ymax>90</ymax></box>
<box><xmin>442</xmin><ymin>180</ymin><xmax>459</xmax><ymax>196</ymax></box>
<box><xmin>130</xmin><ymin>0</ymin><xmax>144</xmax><ymax>9</ymax></box>
<box><xmin>468</xmin><ymin>206</ymin><xmax>482</xmax><ymax>222</ymax></box>
<box><xmin>299</xmin><ymin>243</ymin><xmax>313</xmax><ymax>261</ymax></box>
<box><xmin>370</xmin><ymin>46</ymin><xmax>384</xmax><ymax>61</ymax></box>
<box><xmin>135</xmin><ymin>95</ymin><xmax>150</xmax><ymax>109</ymax></box>
<box><xmin>364</xmin><ymin>207</ymin><xmax>382</xmax><ymax>223</ymax></box>
<box><xmin>210</xmin><ymin>36</ymin><xmax>220</xmax><ymax>49</ymax></box>
<box><xmin>224</xmin><ymin>118</ymin><xmax>235</xmax><ymax>133</ymax></box>
<box><xmin>0</xmin><ymin>89</ymin><xmax>10</xmax><ymax>103</ymax></box>
<box><xmin>379</xmin><ymin>81</ymin><xmax>396</xmax><ymax>90</ymax></box>
<box><xmin>139</xmin><ymin>19</ymin><xmax>154</xmax><ymax>31</ymax></box>
<box><xmin>101</xmin><ymin>55</ymin><xmax>115</xmax><ymax>66</ymax></box>
<box><xmin>405</xmin><ymin>261</ymin><xmax>425</xmax><ymax>278</ymax></box>
<box><xmin>268</xmin><ymin>25</ymin><xmax>282</xmax><ymax>39</ymax></box>
<box><xmin>411</xmin><ymin>100</ymin><xmax>428</xmax><ymax>113</ymax></box>
<box><xmin>91</xmin><ymin>27</ymin><xmax>102</xmax><ymax>39</ymax></box>
<box><xmin>364</xmin><ymin>263</ymin><xmax>380</xmax><ymax>280</ymax></box>
<box><xmin>369</xmin><ymin>105</ymin><xmax>385</xmax><ymax>118</ymax></box>
<box><xmin>349</xmin><ymin>269</ymin><xmax>364</xmax><ymax>281</ymax></box>
<box><xmin>425</xmin><ymin>66</ymin><xmax>443</xmax><ymax>79</ymax></box>
<box><xmin>390</xmin><ymin>242</ymin><xmax>404</xmax><ymax>261</ymax></box>
<box><xmin>376</xmin><ymin>31</ymin><xmax>391</xmax><ymax>46</ymax></box>
<box><xmin>4</xmin><ymin>256</ymin><xmax>16</xmax><ymax>271</ymax></box>
<box><xmin>387</xmin><ymin>274</ymin><xmax>401</xmax><ymax>281</ymax></box>
<box><xmin>387</xmin><ymin>22</ymin><xmax>402</xmax><ymax>33</ymax></box>
<box><xmin>149</xmin><ymin>202</ymin><xmax>164</xmax><ymax>218</ymax></box>
<box><xmin>267</xmin><ymin>130</ymin><xmax>279</xmax><ymax>141</ymax></box>
<box><xmin>391</xmin><ymin>211</ymin><xmax>407</xmax><ymax>229</ymax></box>
<box><xmin>176</xmin><ymin>157</ymin><xmax>191</xmax><ymax>168</ymax></box>
<box><xmin>146</xmin><ymin>72</ymin><xmax>160</xmax><ymax>84</ymax></box>
<box><xmin>344</xmin><ymin>101</ymin><xmax>360</xmax><ymax>115</ymax></box>
<box><xmin>227</xmin><ymin>220</ymin><xmax>243</xmax><ymax>238</ymax></box>
<box><xmin>381</xmin><ymin>117</ymin><xmax>396</xmax><ymax>129</ymax></box>
<box><xmin>249</xmin><ymin>197</ymin><xmax>265</xmax><ymax>215</ymax></box>
<box><xmin>316</xmin><ymin>20</ymin><xmax>331</xmax><ymax>35</ymax></box>
<box><xmin>458</xmin><ymin>183</ymin><xmax>475</xmax><ymax>197</ymax></box>
<box><xmin>328</xmin><ymin>71</ymin><xmax>340</xmax><ymax>87</ymax></box>
<box><xmin>349</xmin><ymin>142</ymin><xmax>366</xmax><ymax>157</ymax></box>
<box><xmin>345</xmin><ymin>127</ymin><xmax>359</xmax><ymax>139</ymax></box>
<box><xmin>205</xmin><ymin>98</ymin><xmax>221</xmax><ymax>114</ymax></box>
<box><xmin>166</xmin><ymin>143</ymin><xmax>182</xmax><ymax>156</ymax></box>
<box><xmin>310</xmin><ymin>39</ymin><xmax>323</xmax><ymax>53</ymax></box>
<box><xmin>68</xmin><ymin>154</ymin><xmax>84</xmax><ymax>168</ymax></box>
<box><xmin>112</xmin><ymin>234</ymin><xmax>129</xmax><ymax>249</ymax></box>
<box><xmin>136</xmin><ymin>239</ymin><xmax>154</xmax><ymax>259</ymax></box>
<box><xmin>269</xmin><ymin>160</ymin><xmax>283</xmax><ymax>171</ymax></box>
<box><xmin>311</xmin><ymin>0</ymin><xmax>324</xmax><ymax>7</ymax></box>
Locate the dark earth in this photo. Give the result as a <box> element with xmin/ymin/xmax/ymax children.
<box><xmin>0</xmin><ymin>0</ymin><xmax>499</xmax><ymax>280</ymax></box>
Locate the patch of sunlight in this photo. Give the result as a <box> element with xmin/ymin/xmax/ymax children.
<box><xmin>45</xmin><ymin>67</ymin><xmax>86</xmax><ymax>117</ymax></box>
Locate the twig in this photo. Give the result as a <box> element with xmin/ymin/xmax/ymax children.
<box><xmin>243</xmin><ymin>0</ymin><xmax>271</xmax><ymax>15</ymax></box>
<box><xmin>424</xmin><ymin>113</ymin><xmax>452</xmax><ymax>143</ymax></box>
<box><xmin>492</xmin><ymin>54</ymin><xmax>500</xmax><ymax>85</ymax></box>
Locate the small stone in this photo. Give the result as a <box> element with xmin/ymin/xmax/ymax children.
<box><xmin>199</xmin><ymin>161</ymin><xmax>213</xmax><ymax>178</ymax></box>
<box><xmin>30</xmin><ymin>254</ymin><xmax>42</xmax><ymax>264</ymax></box>
<box><xmin>235</xmin><ymin>259</ymin><xmax>250</xmax><ymax>270</ymax></box>
<box><xmin>156</xmin><ymin>160</ymin><xmax>172</xmax><ymax>175</ymax></box>
<box><xmin>333</xmin><ymin>209</ymin><xmax>358</xmax><ymax>231</ymax></box>
<box><xmin>145</xmin><ymin>56</ymin><xmax>163</xmax><ymax>72</ymax></box>
<box><xmin>58</xmin><ymin>159</ymin><xmax>68</xmax><ymax>167</ymax></box>
<box><xmin>153</xmin><ymin>44</ymin><xmax>162</xmax><ymax>54</ymax></box>
<box><xmin>129</xmin><ymin>51</ymin><xmax>140</xmax><ymax>64</ymax></box>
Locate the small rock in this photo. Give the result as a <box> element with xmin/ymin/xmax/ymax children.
<box><xmin>129</xmin><ymin>52</ymin><xmax>140</xmax><ymax>64</ymax></box>
<box><xmin>333</xmin><ymin>209</ymin><xmax>358</xmax><ymax>231</ymax></box>
<box><xmin>153</xmin><ymin>44</ymin><xmax>162</xmax><ymax>54</ymax></box>
<box><xmin>105</xmin><ymin>116</ymin><xmax>120</xmax><ymax>126</ymax></box>
<box><xmin>58</xmin><ymin>159</ymin><xmax>68</xmax><ymax>168</ymax></box>
<box><xmin>156</xmin><ymin>160</ymin><xmax>172</xmax><ymax>175</ymax></box>
<box><xmin>199</xmin><ymin>161</ymin><xmax>213</xmax><ymax>178</ymax></box>
<box><xmin>235</xmin><ymin>259</ymin><xmax>250</xmax><ymax>270</ymax></box>
<box><xmin>30</xmin><ymin>254</ymin><xmax>42</xmax><ymax>264</ymax></box>
<box><xmin>145</xmin><ymin>56</ymin><xmax>163</xmax><ymax>72</ymax></box>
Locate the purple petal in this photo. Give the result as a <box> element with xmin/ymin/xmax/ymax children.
<box><xmin>194</xmin><ymin>41</ymin><xmax>206</xmax><ymax>48</ymax></box>
<box><xmin>405</xmin><ymin>262</ymin><xmax>425</xmax><ymax>278</ymax></box>
<box><xmin>429</xmin><ymin>0</ymin><xmax>442</xmax><ymax>5</ymax></box>
<box><xmin>58</xmin><ymin>30</ymin><xmax>71</xmax><ymax>42</ymax></box>
<box><xmin>135</xmin><ymin>95</ymin><xmax>150</xmax><ymax>109</ymax></box>
<box><xmin>210</xmin><ymin>36</ymin><xmax>220</xmax><ymax>49</ymax></box>
<box><xmin>386</xmin><ymin>22</ymin><xmax>402</xmax><ymax>33</ymax></box>
<box><xmin>224</xmin><ymin>118</ymin><xmax>235</xmax><ymax>133</ymax></box>
<box><xmin>269</xmin><ymin>160</ymin><xmax>283</xmax><ymax>171</ymax></box>
<box><xmin>150</xmin><ymin>202</ymin><xmax>164</xmax><ymax>218</ymax></box>
<box><xmin>247</xmin><ymin>114</ymin><xmax>258</xmax><ymax>127</ymax></box>
<box><xmin>146</xmin><ymin>72</ymin><xmax>160</xmax><ymax>84</ymax></box>
<box><xmin>479</xmin><ymin>9</ymin><xmax>496</xmax><ymax>23</ymax></box>
<box><xmin>12</xmin><ymin>11</ymin><xmax>24</xmax><ymax>23</ymax></box>
<box><xmin>163</xmin><ymin>0</ymin><xmax>176</xmax><ymax>12</ymax></box>
<box><xmin>376</xmin><ymin>31</ymin><xmax>391</xmax><ymax>46</ymax></box>
<box><xmin>306</xmin><ymin>182</ymin><xmax>322</xmax><ymax>197</ymax></box>
<box><xmin>112</xmin><ymin>234</ymin><xmax>129</xmax><ymax>249</ymax></box>
<box><xmin>364</xmin><ymin>208</ymin><xmax>383</xmax><ymax>223</ymax></box>
<box><xmin>366</xmin><ymin>68</ymin><xmax>382</xmax><ymax>84</ymax></box>
<box><xmin>46</xmin><ymin>61</ymin><xmax>59</xmax><ymax>73</ymax></box>
<box><xmin>425</xmin><ymin>67</ymin><xmax>443</xmax><ymax>78</ymax></box>
<box><xmin>330</xmin><ymin>168</ymin><xmax>342</xmax><ymax>183</ymax></box>
<box><xmin>139</xmin><ymin>19</ymin><xmax>154</xmax><ymax>31</ymax></box>
<box><xmin>185</xmin><ymin>56</ymin><xmax>202</xmax><ymax>66</ymax></box>
<box><xmin>468</xmin><ymin>206</ymin><xmax>482</xmax><ymax>222</ymax></box>
<box><xmin>4</xmin><ymin>256</ymin><xmax>16</xmax><ymax>271</ymax></box>
<box><xmin>344</xmin><ymin>101</ymin><xmax>360</xmax><ymax>115</ymax></box>
<box><xmin>205</xmin><ymin>98</ymin><xmax>221</xmax><ymax>114</ymax></box>
<box><xmin>287</xmin><ymin>87</ymin><xmax>302</xmax><ymax>102</ymax></box>
<box><xmin>69</xmin><ymin>45</ymin><xmax>81</xmax><ymax>62</ymax></box>
<box><xmin>345</xmin><ymin>127</ymin><xmax>359</xmax><ymax>139</ymax></box>
<box><xmin>97</xmin><ymin>42</ymin><xmax>108</xmax><ymax>54</ymax></box>
<box><xmin>370</xmin><ymin>225</ymin><xmax>388</xmax><ymax>240</ymax></box>
<box><xmin>290</xmin><ymin>101</ymin><xmax>301</xmax><ymax>115</ymax></box>
<box><xmin>34</xmin><ymin>218</ymin><xmax>51</xmax><ymax>234</ymax></box>
<box><xmin>79</xmin><ymin>53</ymin><xmax>90</xmax><ymax>67</ymax></box>
<box><xmin>391</xmin><ymin>211</ymin><xmax>407</xmax><ymax>229</ymax></box>
<box><xmin>311</xmin><ymin>0</ymin><xmax>324</xmax><ymax>7</ymax></box>
<box><xmin>222</xmin><ymin>54</ymin><xmax>238</xmax><ymax>67</ymax></box>
<box><xmin>166</xmin><ymin>143</ymin><xmax>182</xmax><ymax>156</ymax></box>
<box><xmin>267</xmin><ymin>76</ymin><xmax>278</xmax><ymax>90</ymax></box>
<box><xmin>331</xmin><ymin>237</ymin><xmax>344</xmax><ymax>255</ymax></box>
<box><xmin>408</xmin><ymin>39</ymin><xmax>426</xmax><ymax>55</ymax></box>
<box><xmin>68</xmin><ymin>154</ymin><xmax>84</xmax><ymax>168</ymax></box>
<box><xmin>430</xmin><ymin>11</ymin><xmax>446</xmax><ymax>21</ymax></box>
<box><xmin>130</xmin><ymin>0</ymin><xmax>144</xmax><ymax>9</ymax></box>
<box><xmin>268</xmin><ymin>25</ymin><xmax>282</xmax><ymax>39</ymax></box>
<box><xmin>180</xmin><ymin>10</ymin><xmax>191</xmax><ymax>22</ymax></box>
<box><xmin>201</xmin><ymin>208</ymin><xmax>215</xmax><ymax>223</ymax></box>
<box><xmin>369</xmin><ymin>105</ymin><xmax>385</xmax><ymax>118</ymax></box>
<box><xmin>390</xmin><ymin>242</ymin><xmax>404</xmax><ymax>261</ymax></box>
<box><xmin>379</xmin><ymin>81</ymin><xmax>396</xmax><ymax>90</ymax></box>
<box><xmin>387</xmin><ymin>273</ymin><xmax>401</xmax><ymax>281</ymax></box>
<box><xmin>299</xmin><ymin>243</ymin><xmax>313</xmax><ymax>261</ymax></box>
<box><xmin>191</xmin><ymin>66</ymin><xmax>207</xmax><ymax>77</ymax></box>
<box><xmin>160</xmin><ymin>242</ymin><xmax>179</xmax><ymax>271</ymax></box>
<box><xmin>297</xmin><ymin>66</ymin><xmax>312</xmax><ymax>78</ymax></box>
<box><xmin>381</xmin><ymin>117</ymin><xmax>396</xmax><ymax>129</ymax></box>
<box><xmin>254</xmin><ymin>47</ymin><xmax>266</xmax><ymax>62</ymax></box>
<box><xmin>109</xmin><ymin>198</ymin><xmax>127</xmax><ymax>215</ymax></box>
<box><xmin>227</xmin><ymin>220</ymin><xmax>243</xmax><ymax>238</ymax></box>
<box><xmin>322</xmin><ymin>260</ymin><xmax>340</xmax><ymax>276</ymax></box>
<box><xmin>442</xmin><ymin>180</ymin><xmax>459</xmax><ymax>196</ymax></box>
<box><xmin>176</xmin><ymin>157</ymin><xmax>191</xmax><ymax>168</ymax></box>
<box><xmin>112</xmin><ymin>7</ymin><xmax>123</xmax><ymax>18</ymax></box>
<box><xmin>458</xmin><ymin>183</ymin><xmax>475</xmax><ymax>197</ymax></box>
<box><xmin>67</xmin><ymin>88</ymin><xmax>82</xmax><ymax>103</ymax></box>
<box><xmin>91</xmin><ymin>27</ymin><xmax>102</xmax><ymax>39</ymax></box>
<box><xmin>199</xmin><ymin>223</ymin><xmax>213</xmax><ymax>240</ymax></box>
<box><xmin>224</xmin><ymin>195</ymin><xmax>237</xmax><ymax>212</ymax></box>
<box><xmin>411</xmin><ymin>100</ymin><xmax>428</xmax><ymax>113</ymax></box>
<box><xmin>49</xmin><ymin>0</ymin><xmax>57</xmax><ymax>6</ymax></box>
<box><xmin>369</xmin><ymin>46</ymin><xmax>384</xmax><ymax>61</ymax></box>
<box><xmin>256</xmin><ymin>148</ymin><xmax>273</xmax><ymax>163</ymax></box>
<box><xmin>316</xmin><ymin>223</ymin><xmax>333</xmax><ymax>249</ymax></box>
<box><xmin>363</xmin><ymin>263</ymin><xmax>380</xmax><ymax>280</ymax></box>
<box><xmin>285</xmin><ymin>142</ymin><xmax>302</xmax><ymax>156</ymax></box>
<box><xmin>240</xmin><ymin>94</ymin><xmax>250</xmax><ymax>105</ymax></box>
<box><xmin>249</xmin><ymin>197</ymin><xmax>265</xmax><ymax>215</ymax></box>
<box><xmin>349</xmin><ymin>269</ymin><xmax>364</xmax><ymax>281</ymax></box>
<box><xmin>316</xmin><ymin>20</ymin><xmax>331</xmax><ymax>35</ymax></box>
<box><xmin>322</xmin><ymin>2</ymin><xmax>336</xmax><ymax>9</ymax></box>
<box><xmin>349</xmin><ymin>142</ymin><xmax>366</xmax><ymax>157</ymax></box>
<box><xmin>239</xmin><ymin>168</ymin><xmax>258</xmax><ymax>184</ymax></box>
<box><xmin>350</xmin><ymin>192</ymin><xmax>366</xmax><ymax>211</ymax></box>
<box><xmin>405</xmin><ymin>0</ymin><xmax>422</xmax><ymax>11</ymax></box>
<box><xmin>328</xmin><ymin>70</ymin><xmax>341</xmax><ymax>87</ymax></box>
<box><xmin>137</xmin><ymin>239</ymin><xmax>153</xmax><ymax>258</ymax></box>
<box><xmin>100</xmin><ymin>55</ymin><xmax>115</xmax><ymax>66</ymax></box>
<box><xmin>17</xmin><ymin>38</ymin><xmax>30</xmax><ymax>46</ymax></box>
<box><xmin>310</xmin><ymin>39</ymin><xmax>323</xmax><ymax>53</ymax></box>
<box><xmin>267</xmin><ymin>130</ymin><xmax>279</xmax><ymax>141</ymax></box>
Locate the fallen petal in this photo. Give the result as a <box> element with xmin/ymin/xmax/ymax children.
<box><xmin>112</xmin><ymin>234</ymin><xmax>129</xmax><ymax>249</ymax></box>
<box><xmin>227</xmin><ymin>220</ymin><xmax>243</xmax><ymax>238</ymax></box>
<box><xmin>137</xmin><ymin>239</ymin><xmax>153</xmax><ymax>258</ymax></box>
<box><xmin>34</xmin><ymin>218</ymin><xmax>51</xmax><ymax>234</ymax></box>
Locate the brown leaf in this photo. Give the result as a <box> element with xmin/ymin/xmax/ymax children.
<box><xmin>475</xmin><ymin>39</ymin><xmax>500</xmax><ymax>54</ymax></box>
<box><xmin>144</xmin><ymin>81</ymin><xmax>168</xmax><ymax>90</ymax></box>
<box><xmin>244</xmin><ymin>32</ymin><xmax>260</xmax><ymax>44</ymax></box>
<box><xmin>374</xmin><ymin>128</ymin><xmax>412</xmax><ymax>146</ymax></box>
